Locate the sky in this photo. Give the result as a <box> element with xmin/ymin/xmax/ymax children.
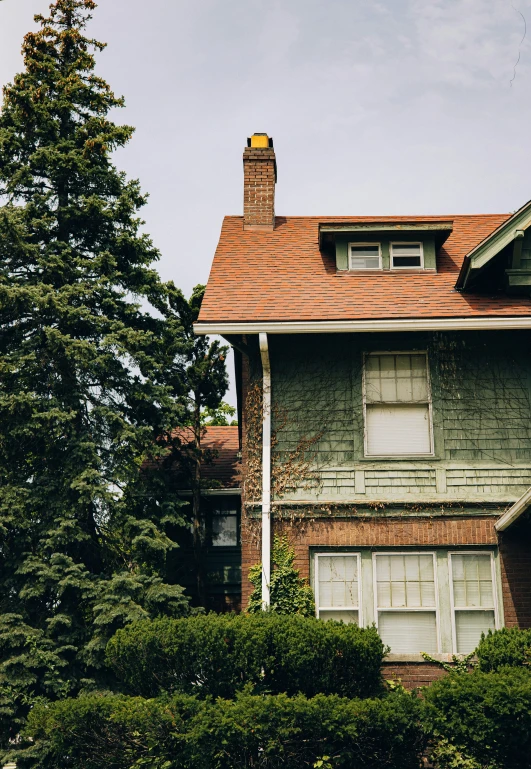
<box><xmin>1</xmin><ymin>0</ymin><xmax>531</xmax><ymax>405</ymax></box>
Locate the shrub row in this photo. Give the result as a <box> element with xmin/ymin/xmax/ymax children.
<box><xmin>23</xmin><ymin>690</ymin><xmax>424</xmax><ymax>769</ymax></box>
<box><xmin>106</xmin><ymin>613</ymin><xmax>386</xmax><ymax>699</ymax></box>
<box><xmin>423</xmin><ymin>667</ymin><xmax>531</xmax><ymax>769</ymax></box>
<box><xmin>476</xmin><ymin>626</ymin><xmax>531</xmax><ymax>672</ymax></box>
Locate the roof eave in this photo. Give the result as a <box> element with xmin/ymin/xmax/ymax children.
<box><xmin>495</xmin><ymin>486</ymin><xmax>531</xmax><ymax>532</ymax></box>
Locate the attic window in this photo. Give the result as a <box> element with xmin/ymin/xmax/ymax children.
<box><xmin>390</xmin><ymin>242</ymin><xmax>423</xmax><ymax>269</ymax></box>
<box><xmin>349</xmin><ymin>243</ymin><xmax>382</xmax><ymax>270</ymax></box>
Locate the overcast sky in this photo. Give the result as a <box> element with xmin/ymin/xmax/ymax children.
<box><xmin>2</xmin><ymin>0</ymin><xmax>531</xmax><ymax>405</ymax></box>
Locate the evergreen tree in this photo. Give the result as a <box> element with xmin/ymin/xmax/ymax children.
<box><xmin>172</xmin><ymin>285</ymin><xmax>229</xmax><ymax>607</ymax></box>
<box><xmin>0</xmin><ymin>0</ymin><xmax>194</xmax><ymax>743</ymax></box>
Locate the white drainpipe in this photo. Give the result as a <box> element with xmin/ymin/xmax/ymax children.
<box><xmin>259</xmin><ymin>332</ymin><xmax>271</xmax><ymax>609</ymax></box>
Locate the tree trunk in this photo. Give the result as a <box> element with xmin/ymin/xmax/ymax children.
<box><xmin>192</xmin><ymin>395</ymin><xmax>207</xmax><ymax>607</ymax></box>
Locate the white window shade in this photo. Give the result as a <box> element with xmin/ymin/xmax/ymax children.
<box><xmin>455</xmin><ymin>611</ymin><xmax>495</xmax><ymax>653</ymax></box>
<box><xmin>378</xmin><ymin>611</ymin><xmax>438</xmax><ymax>654</ymax></box>
<box><xmin>364</xmin><ymin>352</ymin><xmax>432</xmax><ymax>456</ymax></box>
<box><xmin>366</xmin><ymin>404</ymin><xmax>431</xmax><ymax>455</ymax></box>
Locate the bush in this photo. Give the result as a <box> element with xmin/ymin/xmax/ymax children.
<box><xmin>476</xmin><ymin>627</ymin><xmax>531</xmax><ymax>672</ymax></box>
<box><xmin>423</xmin><ymin>667</ymin><xmax>531</xmax><ymax>769</ymax></box>
<box><xmin>22</xmin><ymin>690</ymin><xmax>425</xmax><ymax>769</ymax></box>
<box><xmin>106</xmin><ymin>613</ymin><xmax>386</xmax><ymax>700</ymax></box>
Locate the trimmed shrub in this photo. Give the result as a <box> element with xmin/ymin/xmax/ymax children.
<box><xmin>23</xmin><ymin>690</ymin><xmax>425</xmax><ymax>769</ymax></box>
<box><xmin>423</xmin><ymin>667</ymin><xmax>531</xmax><ymax>769</ymax></box>
<box><xmin>106</xmin><ymin>613</ymin><xmax>386</xmax><ymax>700</ymax></box>
<box><xmin>476</xmin><ymin>627</ymin><xmax>531</xmax><ymax>672</ymax></box>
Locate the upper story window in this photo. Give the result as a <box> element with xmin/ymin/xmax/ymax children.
<box><xmin>211</xmin><ymin>498</ymin><xmax>239</xmax><ymax>546</ymax></box>
<box><xmin>364</xmin><ymin>352</ymin><xmax>433</xmax><ymax>456</ymax></box>
<box><xmin>349</xmin><ymin>243</ymin><xmax>382</xmax><ymax>270</ymax></box>
<box><xmin>390</xmin><ymin>242</ymin><xmax>424</xmax><ymax>269</ymax></box>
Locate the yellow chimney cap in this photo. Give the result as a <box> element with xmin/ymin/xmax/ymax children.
<box><xmin>249</xmin><ymin>133</ymin><xmax>271</xmax><ymax>148</ymax></box>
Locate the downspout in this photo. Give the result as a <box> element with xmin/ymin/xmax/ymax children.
<box><xmin>259</xmin><ymin>332</ymin><xmax>271</xmax><ymax>609</ymax></box>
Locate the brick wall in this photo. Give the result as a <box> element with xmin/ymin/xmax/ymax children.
<box><xmin>243</xmin><ymin>146</ymin><xmax>276</xmax><ymax>230</ymax></box>
<box><xmin>499</xmin><ymin>522</ymin><xmax>531</xmax><ymax>628</ymax></box>
<box><xmin>382</xmin><ymin>661</ymin><xmax>447</xmax><ymax>689</ymax></box>
<box><xmin>241</xmin><ymin>514</ymin><xmax>499</xmax><ymax>606</ymax></box>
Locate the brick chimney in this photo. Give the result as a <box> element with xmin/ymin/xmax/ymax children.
<box><xmin>243</xmin><ymin>133</ymin><xmax>277</xmax><ymax>231</ymax></box>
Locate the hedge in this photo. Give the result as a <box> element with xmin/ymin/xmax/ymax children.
<box><xmin>106</xmin><ymin>613</ymin><xmax>386</xmax><ymax>699</ymax></box>
<box><xmin>423</xmin><ymin>667</ymin><xmax>531</xmax><ymax>769</ymax></box>
<box><xmin>22</xmin><ymin>690</ymin><xmax>425</xmax><ymax>769</ymax></box>
<box><xmin>476</xmin><ymin>627</ymin><xmax>531</xmax><ymax>672</ymax></box>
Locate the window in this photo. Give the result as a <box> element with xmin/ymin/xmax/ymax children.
<box><xmin>364</xmin><ymin>352</ymin><xmax>433</xmax><ymax>456</ymax></box>
<box><xmin>349</xmin><ymin>243</ymin><xmax>381</xmax><ymax>270</ymax></box>
<box><xmin>450</xmin><ymin>552</ymin><xmax>497</xmax><ymax>653</ymax></box>
<box><xmin>313</xmin><ymin>549</ymin><xmax>501</xmax><ymax>655</ymax></box>
<box><xmin>210</xmin><ymin>498</ymin><xmax>239</xmax><ymax>546</ymax></box>
<box><xmin>390</xmin><ymin>242</ymin><xmax>423</xmax><ymax>269</ymax></box>
<box><xmin>315</xmin><ymin>553</ymin><xmax>361</xmax><ymax>623</ymax></box>
<box><xmin>374</xmin><ymin>553</ymin><xmax>439</xmax><ymax>654</ymax></box>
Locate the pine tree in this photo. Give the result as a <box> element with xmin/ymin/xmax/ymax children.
<box><xmin>171</xmin><ymin>285</ymin><xmax>229</xmax><ymax>607</ymax></box>
<box><xmin>0</xmin><ymin>0</ymin><xmax>193</xmax><ymax>742</ymax></box>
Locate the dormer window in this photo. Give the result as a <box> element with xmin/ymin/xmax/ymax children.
<box><xmin>390</xmin><ymin>242</ymin><xmax>424</xmax><ymax>269</ymax></box>
<box><xmin>349</xmin><ymin>243</ymin><xmax>382</xmax><ymax>270</ymax></box>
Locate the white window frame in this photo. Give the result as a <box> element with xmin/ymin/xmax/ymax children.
<box><xmin>448</xmin><ymin>551</ymin><xmax>500</xmax><ymax>654</ymax></box>
<box><xmin>372</xmin><ymin>551</ymin><xmax>441</xmax><ymax>653</ymax></box>
<box><xmin>348</xmin><ymin>242</ymin><xmax>382</xmax><ymax>271</ymax></box>
<box><xmin>362</xmin><ymin>351</ymin><xmax>434</xmax><ymax>458</ymax></box>
<box><xmin>315</xmin><ymin>552</ymin><xmax>362</xmax><ymax>624</ymax></box>
<box><xmin>390</xmin><ymin>241</ymin><xmax>424</xmax><ymax>270</ymax></box>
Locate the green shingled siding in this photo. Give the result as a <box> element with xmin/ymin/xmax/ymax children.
<box><xmin>268</xmin><ymin>331</ymin><xmax>531</xmax><ymax>503</ymax></box>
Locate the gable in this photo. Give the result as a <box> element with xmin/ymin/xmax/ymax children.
<box><xmin>456</xmin><ymin>199</ymin><xmax>531</xmax><ymax>294</ymax></box>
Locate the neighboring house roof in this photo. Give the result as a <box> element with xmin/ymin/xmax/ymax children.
<box><xmin>171</xmin><ymin>426</ymin><xmax>240</xmax><ymax>490</ymax></box>
<box><xmin>197</xmin><ymin>214</ymin><xmax>531</xmax><ymax>326</ymax></box>
<box><xmin>198</xmin><ymin>426</ymin><xmax>240</xmax><ymax>489</ymax></box>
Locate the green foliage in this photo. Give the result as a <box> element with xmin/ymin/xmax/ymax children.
<box><xmin>423</xmin><ymin>667</ymin><xmax>531</xmax><ymax>769</ymax></box>
<box><xmin>106</xmin><ymin>613</ymin><xmax>386</xmax><ymax>700</ymax></box>
<box><xmin>247</xmin><ymin>535</ymin><xmax>315</xmax><ymax>615</ymax></box>
<box><xmin>430</xmin><ymin>740</ymin><xmax>485</xmax><ymax>769</ymax></box>
<box><xmin>421</xmin><ymin>651</ymin><xmax>476</xmax><ymax>675</ymax></box>
<box><xmin>476</xmin><ymin>627</ymin><xmax>531</xmax><ymax>672</ymax></box>
<box><xmin>201</xmin><ymin>401</ymin><xmax>237</xmax><ymax>426</ymax></box>
<box><xmin>20</xmin><ymin>689</ymin><xmax>425</xmax><ymax>769</ymax></box>
<box><xmin>0</xmin><ymin>0</ymin><xmax>232</xmax><ymax>742</ymax></box>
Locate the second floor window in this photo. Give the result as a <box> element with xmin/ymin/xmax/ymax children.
<box><xmin>364</xmin><ymin>352</ymin><xmax>433</xmax><ymax>456</ymax></box>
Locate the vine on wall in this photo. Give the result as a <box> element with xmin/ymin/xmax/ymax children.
<box><xmin>243</xmin><ymin>378</ymin><xmax>323</xmax><ymax>505</ymax></box>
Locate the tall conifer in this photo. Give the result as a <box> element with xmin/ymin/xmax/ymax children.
<box><xmin>0</xmin><ymin>0</ymin><xmax>192</xmax><ymax>741</ymax></box>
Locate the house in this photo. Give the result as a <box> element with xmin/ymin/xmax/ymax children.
<box><xmin>164</xmin><ymin>425</ymin><xmax>241</xmax><ymax>612</ymax></box>
<box><xmin>195</xmin><ymin>133</ymin><xmax>531</xmax><ymax>686</ymax></box>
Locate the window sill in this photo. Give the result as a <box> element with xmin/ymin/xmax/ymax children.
<box><xmin>335</xmin><ymin>269</ymin><xmax>437</xmax><ymax>276</ymax></box>
<box><xmin>359</xmin><ymin>456</ymin><xmax>440</xmax><ymax>462</ymax></box>
<box><xmin>384</xmin><ymin>653</ymin><xmax>465</xmax><ymax>663</ymax></box>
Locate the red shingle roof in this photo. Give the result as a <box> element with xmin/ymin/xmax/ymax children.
<box><xmin>198</xmin><ymin>215</ymin><xmax>531</xmax><ymax>323</ymax></box>
<box><xmin>199</xmin><ymin>426</ymin><xmax>240</xmax><ymax>489</ymax></box>
<box><xmin>168</xmin><ymin>426</ymin><xmax>240</xmax><ymax>489</ymax></box>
